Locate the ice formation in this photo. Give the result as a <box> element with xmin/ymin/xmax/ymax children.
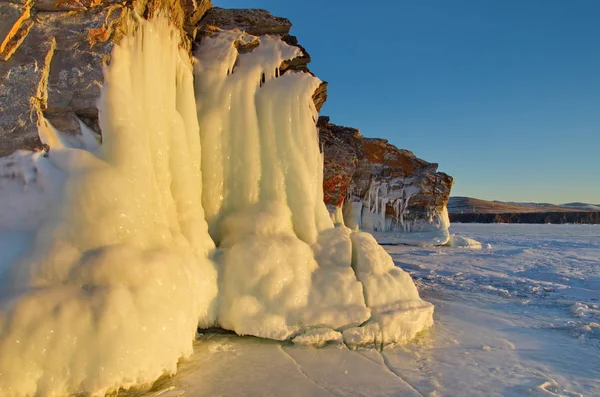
<box><xmin>0</xmin><ymin>15</ymin><xmax>433</xmax><ymax>396</ymax></box>
<box><xmin>0</xmin><ymin>17</ymin><xmax>218</xmax><ymax>396</ymax></box>
<box><xmin>343</xmin><ymin>178</ymin><xmax>451</xmax><ymax>246</ymax></box>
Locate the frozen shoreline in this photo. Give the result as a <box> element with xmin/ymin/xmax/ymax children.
<box><xmin>144</xmin><ymin>223</ymin><xmax>599</xmax><ymax>397</ymax></box>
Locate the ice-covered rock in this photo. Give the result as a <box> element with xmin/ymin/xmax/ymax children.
<box><xmin>0</xmin><ymin>8</ymin><xmax>435</xmax><ymax>397</ymax></box>
<box><xmin>319</xmin><ymin>117</ymin><xmax>454</xmax><ymax>244</ymax></box>
<box><xmin>0</xmin><ymin>0</ymin><xmax>213</xmax><ymax>157</ymax></box>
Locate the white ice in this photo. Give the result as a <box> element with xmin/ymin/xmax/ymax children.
<box><xmin>444</xmin><ymin>233</ymin><xmax>483</xmax><ymax>249</ymax></box>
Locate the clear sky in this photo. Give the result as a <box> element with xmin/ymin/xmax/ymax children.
<box><xmin>215</xmin><ymin>0</ymin><xmax>600</xmax><ymax>204</ymax></box>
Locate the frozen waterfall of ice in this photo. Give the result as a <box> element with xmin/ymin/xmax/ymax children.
<box><xmin>0</xmin><ymin>16</ymin><xmax>433</xmax><ymax>396</ymax></box>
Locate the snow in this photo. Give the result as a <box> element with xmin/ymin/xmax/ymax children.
<box><xmin>143</xmin><ymin>224</ymin><xmax>599</xmax><ymax>397</ymax></box>
<box><xmin>0</xmin><ymin>151</ymin><xmax>67</xmax><ymax>230</ymax></box>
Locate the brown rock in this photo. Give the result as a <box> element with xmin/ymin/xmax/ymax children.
<box><xmin>0</xmin><ymin>1</ymin><xmax>32</xmax><ymax>60</ymax></box>
<box><xmin>197</xmin><ymin>7</ymin><xmax>292</xmax><ymax>36</ymax></box>
<box><xmin>319</xmin><ymin>116</ymin><xmax>454</xmax><ymax>226</ymax></box>
<box><xmin>0</xmin><ymin>22</ymin><xmax>56</xmax><ymax>155</ymax></box>
<box><xmin>41</xmin><ymin>5</ymin><xmax>129</xmax><ymax>134</ymax></box>
<box><xmin>35</xmin><ymin>0</ymin><xmax>122</xmax><ymax>12</ymax></box>
<box><xmin>0</xmin><ymin>0</ymin><xmax>214</xmax><ymax>157</ymax></box>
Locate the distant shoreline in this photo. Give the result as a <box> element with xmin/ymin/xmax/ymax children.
<box><xmin>449</xmin><ymin>212</ymin><xmax>600</xmax><ymax>224</ymax></box>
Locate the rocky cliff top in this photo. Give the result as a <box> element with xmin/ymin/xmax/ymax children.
<box><xmin>0</xmin><ymin>0</ymin><xmax>327</xmax><ymax>157</ymax></box>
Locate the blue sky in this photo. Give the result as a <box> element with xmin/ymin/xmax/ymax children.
<box><xmin>215</xmin><ymin>0</ymin><xmax>600</xmax><ymax>204</ymax></box>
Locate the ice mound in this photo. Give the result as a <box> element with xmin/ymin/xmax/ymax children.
<box><xmin>216</xmin><ymin>202</ymin><xmax>317</xmax><ymax>339</ymax></box>
<box><xmin>344</xmin><ymin>232</ymin><xmax>434</xmax><ymax>346</ymax></box>
<box><xmin>0</xmin><ymin>15</ymin><xmax>433</xmax><ymax>396</ymax></box>
<box><xmin>445</xmin><ymin>234</ymin><xmax>483</xmax><ymax>249</ymax></box>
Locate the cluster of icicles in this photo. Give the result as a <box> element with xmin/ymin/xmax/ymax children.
<box><xmin>0</xmin><ymin>16</ymin><xmax>433</xmax><ymax>396</ymax></box>
<box><xmin>365</xmin><ymin>179</ymin><xmax>420</xmax><ymax>232</ymax></box>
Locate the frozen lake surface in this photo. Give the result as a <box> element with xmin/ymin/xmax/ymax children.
<box><xmin>149</xmin><ymin>224</ymin><xmax>600</xmax><ymax>397</ymax></box>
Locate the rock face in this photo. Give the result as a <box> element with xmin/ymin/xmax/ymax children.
<box><xmin>319</xmin><ymin>116</ymin><xmax>453</xmax><ymax>232</ymax></box>
<box><xmin>0</xmin><ymin>3</ymin><xmax>328</xmax><ymax>157</ymax></box>
<box><xmin>0</xmin><ymin>2</ymin><xmax>451</xmax><ymax>233</ymax></box>
<box><xmin>0</xmin><ymin>0</ymin><xmax>212</xmax><ymax>157</ymax></box>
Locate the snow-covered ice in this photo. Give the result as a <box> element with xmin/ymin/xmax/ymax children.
<box><xmin>144</xmin><ymin>224</ymin><xmax>599</xmax><ymax>397</ymax></box>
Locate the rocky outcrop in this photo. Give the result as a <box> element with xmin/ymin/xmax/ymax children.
<box><xmin>1</xmin><ymin>2</ymin><xmax>450</xmax><ymax>233</ymax></box>
<box><xmin>319</xmin><ymin>116</ymin><xmax>453</xmax><ymax>231</ymax></box>
<box><xmin>0</xmin><ymin>3</ymin><xmax>330</xmax><ymax>157</ymax></box>
<box><xmin>0</xmin><ymin>0</ymin><xmax>211</xmax><ymax>157</ymax></box>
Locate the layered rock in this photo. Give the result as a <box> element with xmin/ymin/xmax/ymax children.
<box><xmin>319</xmin><ymin>116</ymin><xmax>453</xmax><ymax>234</ymax></box>
<box><xmin>447</xmin><ymin>196</ymin><xmax>600</xmax><ymax>224</ymax></box>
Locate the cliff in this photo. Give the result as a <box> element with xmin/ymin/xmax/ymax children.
<box><xmin>0</xmin><ymin>2</ymin><xmax>329</xmax><ymax>158</ymax></box>
<box><xmin>319</xmin><ymin>116</ymin><xmax>453</xmax><ymax>233</ymax></box>
<box><xmin>0</xmin><ymin>0</ymin><xmax>219</xmax><ymax>157</ymax></box>
<box><xmin>0</xmin><ymin>1</ymin><xmax>452</xmax><ymax>235</ymax></box>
